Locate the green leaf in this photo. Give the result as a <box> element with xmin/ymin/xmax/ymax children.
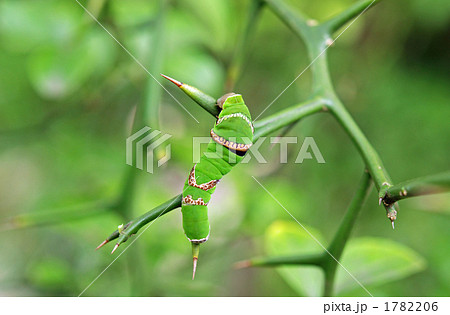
<box><xmin>265</xmin><ymin>222</ymin><xmax>426</xmax><ymax>296</ymax></box>
<box><xmin>335</xmin><ymin>237</ymin><xmax>427</xmax><ymax>295</ymax></box>
<box><xmin>265</xmin><ymin>220</ymin><xmax>326</xmax><ymax>296</ymax></box>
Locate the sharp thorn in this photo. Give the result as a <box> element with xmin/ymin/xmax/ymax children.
<box><xmin>379</xmin><ymin>197</ymin><xmax>382</xmax><ymax>205</ymax></box>
<box><xmin>111</xmin><ymin>243</ymin><xmax>120</xmax><ymax>254</ymax></box>
<box><xmin>96</xmin><ymin>239</ymin><xmax>109</xmax><ymax>250</ymax></box>
<box><xmin>191</xmin><ymin>243</ymin><xmax>200</xmax><ymax>280</ymax></box>
<box><xmin>391</xmin><ymin>220</ymin><xmax>395</xmax><ymax>230</ymax></box>
<box><xmin>192</xmin><ymin>257</ymin><xmax>198</xmax><ymax>280</ymax></box>
<box><xmin>160</xmin><ymin>73</ymin><xmax>183</xmax><ymax>87</ymax></box>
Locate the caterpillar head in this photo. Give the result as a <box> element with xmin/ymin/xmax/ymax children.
<box><xmin>216</xmin><ymin>93</ymin><xmax>238</xmax><ymax>109</ymax></box>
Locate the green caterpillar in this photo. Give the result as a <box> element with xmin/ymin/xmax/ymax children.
<box><xmin>181</xmin><ymin>92</ymin><xmax>253</xmax><ymax>279</ymax></box>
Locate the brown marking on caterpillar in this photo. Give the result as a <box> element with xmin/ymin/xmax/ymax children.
<box><xmin>215</xmin><ymin>112</ymin><xmax>254</xmax><ymax>133</ymax></box>
<box><xmin>210</xmin><ymin>129</ymin><xmax>252</xmax><ymax>152</ymax></box>
<box><xmin>188</xmin><ymin>165</ymin><xmax>220</xmax><ymax>191</ymax></box>
<box><xmin>183</xmin><ymin>195</ymin><xmax>208</xmax><ymax>206</ymax></box>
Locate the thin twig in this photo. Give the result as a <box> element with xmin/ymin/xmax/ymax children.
<box><xmin>225</xmin><ymin>0</ymin><xmax>264</xmax><ymax>91</ymax></box>
<box><xmin>97</xmin><ymin>194</ymin><xmax>182</xmax><ymax>247</ymax></box>
<box><xmin>323</xmin><ymin>0</ymin><xmax>382</xmax><ymax>34</ymax></box>
<box><xmin>383</xmin><ymin>171</ymin><xmax>450</xmax><ymax>204</ymax></box>
<box><xmin>322</xmin><ymin>171</ymin><xmax>372</xmax><ymax>296</ymax></box>
<box><xmin>235</xmin><ymin>253</ymin><xmax>323</xmax><ymax>268</ymax></box>
<box><xmin>0</xmin><ymin>201</ymin><xmax>111</xmax><ymax>232</ymax></box>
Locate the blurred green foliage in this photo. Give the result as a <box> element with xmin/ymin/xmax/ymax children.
<box><xmin>264</xmin><ymin>221</ymin><xmax>426</xmax><ymax>296</ymax></box>
<box><xmin>0</xmin><ymin>0</ymin><xmax>448</xmax><ymax>296</ymax></box>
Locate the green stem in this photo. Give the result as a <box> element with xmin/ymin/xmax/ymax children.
<box><xmin>161</xmin><ymin>74</ymin><xmax>220</xmax><ymax>117</ymax></box>
<box><xmin>0</xmin><ymin>201</ymin><xmax>111</xmax><ymax>232</ymax></box>
<box><xmin>240</xmin><ymin>253</ymin><xmax>323</xmax><ymax>268</ymax></box>
<box><xmin>225</xmin><ymin>0</ymin><xmax>264</xmax><ymax>91</ymax></box>
<box><xmin>264</xmin><ymin>0</ymin><xmax>394</xmax><ymax>200</ymax></box>
<box><xmin>269</xmin><ymin>120</ymin><xmax>300</xmax><ymax>148</ymax></box>
<box><xmin>323</xmin><ymin>0</ymin><xmax>383</xmax><ymax>34</ymax></box>
<box><xmin>113</xmin><ymin>167</ymin><xmax>139</xmax><ymax>219</ymax></box>
<box><xmin>263</xmin><ymin>0</ymin><xmax>312</xmax><ymax>41</ymax></box>
<box><xmin>111</xmin><ymin>194</ymin><xmax>182</xmax><ymax>246</ymax></box>
<box><xmin>383</xmin><ymin>171</ymin><xmax>450</xmax><ymax>204</ymax></box>
<box><xmin>253</xmin><ymin>97</ymin><xmax>325</xmax><ymax>140</ymax></box>
<box><xmin>308</xmin><ymin>44</ymin><xmax>335</xmax><ymax>96</ymax></box>
<box><xmin>329</xmin><ymin>100</ymin><xmax>392</xmax><ymax>197</ymax></box>
<box><xmin>322</xmin><ymin>171</ymin><xmax>372</xmax><ymax>296</ymax></box>
<box><xmin>163</xmin><ymin>73</ymin><xmax>326</xmax><ymax>141</ymax></box>
<box><xmin>144</xmin><ymin>0</ymin><xmax>167</xmax><ymax>130</ymax></box>
<box><xmin>328</xmin><ymin>172</ymin><xmax>372</xmax><ymax>257</ymax></box>
<box><xmin>330</xmin><ymin>98</ymin><xmax>399</xmax><ymax>222</ymax></box>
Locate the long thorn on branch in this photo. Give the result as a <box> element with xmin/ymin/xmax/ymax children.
<box><xmin>95</xmin><ymin>222</ymin><xmax>131</xmax><ymax>250</ymax></box>
<box><xmin>96</xmin><ymin>194</ymin><xmax>182</xmax><ymax>251</ymax></box>
<box><xmin>162</xmin><ymin>73</ymin><xmax>327</xmax><ymax>142</ymax></box>
<box><xmin>160</xmin><ymin>74</ymin><xmax>220</xmax><ymax>117</ymax></box>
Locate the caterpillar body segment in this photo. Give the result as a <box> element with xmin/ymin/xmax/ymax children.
<box><xmin>181</xmin><ymin>93</ymin><xmax>253</xmax><ymax>278</ymax></box>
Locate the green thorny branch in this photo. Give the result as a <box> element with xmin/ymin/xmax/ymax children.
<box><xmin>91</xmin><ymin>0</ymin><xmax>450</xmax><ymax>294</ymax></box>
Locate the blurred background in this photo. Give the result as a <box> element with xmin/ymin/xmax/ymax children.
<box><xmin>0</xmin><ymin>0</ymin><xmax>449</xmax><ymax>297</ymax></box>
